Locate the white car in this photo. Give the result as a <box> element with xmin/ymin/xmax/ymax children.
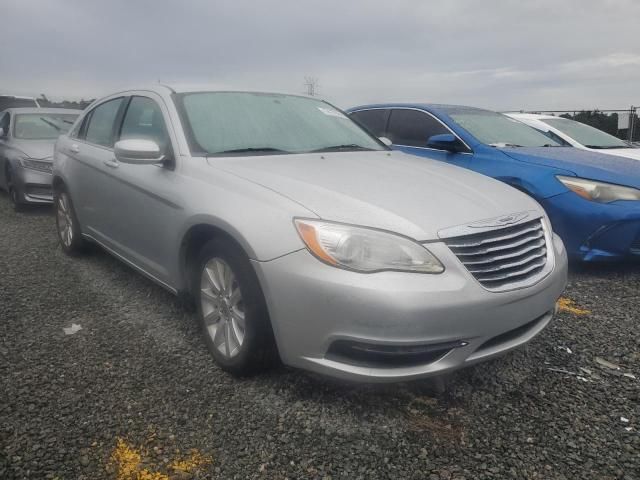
<box><xmin>506</xmin><ymin>113</ymin><xmax>640</xmax><ymax>161</ymax></box>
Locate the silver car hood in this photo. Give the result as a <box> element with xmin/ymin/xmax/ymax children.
<box><xmin>209</xmin><ymin>151</ymin><xmax>540</xmax><ymax>241</ymax></box>
<box><xmin>9</xmin><ymin>139</ymin><xmax>55</xmax><ymax>160</ymax></box>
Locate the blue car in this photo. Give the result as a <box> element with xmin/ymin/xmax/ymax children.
<box><xmin>347</xmin><ymin>104</ymin><xmax>640</xmax><ymax>261</ymax></box>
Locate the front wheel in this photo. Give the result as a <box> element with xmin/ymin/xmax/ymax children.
<box><xmin>194</xmin><ymin>238</ymin><xmax>278</xmax><ymax>376</ymax></box>
<box><xmin>55</xmin><ymin>189</ymin><xmax>87</xmax><ymax>255</ymax></box>
<box><xmin>6</xmin><ymin>167</ymin><xmax>24</xmax><ymax>212</ymax></box>
<box><xmin>9</xmin><ymin>186</ymin><xmax>24</xmax><ymax>212</ymax></box>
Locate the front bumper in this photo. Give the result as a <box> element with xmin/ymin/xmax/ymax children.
<box><xmin>253</xmin><ymin>235</ymin><xmax>568</xmax><ymax>382</ymax></box>
<box><xmin>13</xmin><ymin>166</ymin><xmax>53</xmax><ymax>204</ymax></box>
<box><xmin>542</xmin><ymin>192</ymin><xmax>640</xmax><ymax>262</ymax></box>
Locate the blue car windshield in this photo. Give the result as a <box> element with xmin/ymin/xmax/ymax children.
<box><xmin>176</xmin><ymin>92</ymin><xmax>385</xmax><ymax>156</ymax></box>
<box><xmin>450</xmin><ymin>110</ymin><xmax>560</xmax><ymax>148</ymax></box>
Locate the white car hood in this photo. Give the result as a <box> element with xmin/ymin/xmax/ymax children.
<box><xmin>209</xmin><ymin>151</ymin><xmax>541</xmax><ymax>241</ymax></box>
<box><xmin>592</xmin><ymin>147</ymin><xmax>640</xmax><ymax>161</ymax></box>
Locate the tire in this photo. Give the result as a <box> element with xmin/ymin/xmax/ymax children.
<box><xmin>6</xmin><ymin>167</ymin><xmax>24</xmax><ymax>212</ymax></box>
<box><xmin>8</xmin><ymin>185</ymin><xmax>24</xmax><ymax>212</ymax></box>
<box><xmin>193</xmin><ymin>237</ymin><xmax>278</xmax><ymax>376</ymax></box>
<box><xmin>54</xmin><ymin>188</ymin><xmax>87</xmax><ymax>255</ymax></box>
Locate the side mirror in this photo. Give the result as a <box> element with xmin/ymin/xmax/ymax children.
<box><xmin>426</xmin><ymin>133</ymin><xmax>462</xmax><ymax>152</ymax></box>
<box><xmin>114</xmin><ymin>139</ymin><xmax>164</xmax><ymax>165</ymax></box>
<box><xmin>378</xmin><ymin>136</ymin><xmax>392</xmax><ymax>147</ymax></box>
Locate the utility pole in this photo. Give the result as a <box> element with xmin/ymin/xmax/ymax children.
<box><xmin>629</xmin><ymin>106</ymin><xmax>636</xmax><ymax>143</ymax></box>
<box><xmin>304</xmin><ymin>77</ymin><xmax>319</xmax><ymax>96</ymax></box>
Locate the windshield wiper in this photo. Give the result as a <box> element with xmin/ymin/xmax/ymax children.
<box><xmin>310</xmin><ymin>144</ymin><xmax>374</xmax><ymax>153</ymax></box>
<box><xmin>216</xmin><ymin>147</ymin><xmax>288</xmax><ymax>155</ymax></box>
<box><xmin>39</xmin><ymin>117</ymin><xmax>62</xmax><ymax>131</ymax></box>
<box><xmin>585</xmin><ymin>145</ymin><xmax>627</xmax><ymax>150</ymax></box>
<box><xmin>489</xmin><ymin>142</ymin><xmax>523</xmax><ymax>148</ymax></box>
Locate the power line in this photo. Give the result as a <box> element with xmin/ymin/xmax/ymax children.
<box><xmin>304</xmin><ymin>77</ymin><xmax>319</xmax><ymax>96</ymax></box>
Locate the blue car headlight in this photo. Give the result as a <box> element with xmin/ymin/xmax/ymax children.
<box><xmin>556</xmin><ymin>175</ymin><xmax>640</xmax><ymax>203</ymax></box>
<box><xmin>19</xmin><ymin>157</ymin><xmax>53</xmax><ymax>173</ymax></box>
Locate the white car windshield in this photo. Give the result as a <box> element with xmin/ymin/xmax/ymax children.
<box><xmin>176</xmin><ymin>92</ymin><xmax>385</xmax><ymax>156</ymax></box>
<box><xmin>450</xmin><ymin>110</ymin><xmax>561</xmax><ymax>148</ymax></box>
<box><xmin>541</xmin><ymin>117</ymin><xmax>630</xmax><ymax>149</ymax></box>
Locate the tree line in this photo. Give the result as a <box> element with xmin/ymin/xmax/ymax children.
<box><xmin>37</xmin><ymin>94</ymin><xmax>94</xmax><ymax>110</ymax></box>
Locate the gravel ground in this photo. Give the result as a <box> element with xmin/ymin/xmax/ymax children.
<box><xmin>0</xmin><ymin>195</ymin><xmax>638</xmax><ymax>480</ymax></box>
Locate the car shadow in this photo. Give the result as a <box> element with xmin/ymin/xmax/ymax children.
<box><xmin>0</xmin><ymin>190</ymin><xmax>54</xmax><ymax>216</ymax></box>
<box><xmin>569</xmin><ymin>259</ymin><xmax>640</xmax><ymax>276</ymax></box>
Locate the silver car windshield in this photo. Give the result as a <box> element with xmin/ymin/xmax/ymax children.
<box><xmin>176</xmin><ymin>92</ymin><xmax>385</xmax><ymax>156</ymax></box>
<box><xmin>450</xmin><ymin>110</ymin><xmax>560</xmax><ymax>148</ymax></box>
<box><xmin>14</xmin><ymin>113</ymin><xmax>78</xmax><ymax>140</ymax></box>
<box><xmin>541</xmin><ymin>117</ymin><xmax>629</xmax><ymax>149</ymax></box>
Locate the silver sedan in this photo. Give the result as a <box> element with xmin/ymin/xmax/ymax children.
<box><xmin>53</xmin><ymin>86</ymin><xmax>567</xmax><ymax>382</ymax></box>
<box><xmin>0</xmin><ymin>108</ymin><xmax>80</xmax><ymax>210</ymax></box>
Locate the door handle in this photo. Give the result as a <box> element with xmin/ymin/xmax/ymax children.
<box><xmin>103</xmin><ymin>158</ymin><xmax>119</xmax><ymax>169</ymax></box>
<box><xmin>70</xmin><ymin>144</ymin><xmax>79</xmax><ymax>154</ymax></box>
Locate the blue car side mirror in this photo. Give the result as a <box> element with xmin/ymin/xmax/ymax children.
<box><xmin>427</xmin><ymin>133</ymin><xmax>461</xmax><ymax>152</ymax></box>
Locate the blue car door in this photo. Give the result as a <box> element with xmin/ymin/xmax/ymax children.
<box><xmin>384</xmin><ymin>108</ymin><xmax>472</xmax><ymax>169</ymax></box>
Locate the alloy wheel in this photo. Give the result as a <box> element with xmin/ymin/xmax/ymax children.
<box><xmin>200</xmin><ymin>258</ymin><xmax>246</xmax><ymax>358</ymax></box>
<box><xmin>57</xmin><ymin>193</ymin><xmax>74</xmax><ymax>247</ymax></box>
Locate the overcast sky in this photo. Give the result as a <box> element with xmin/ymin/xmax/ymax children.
<box><xmin>2</xmin><ymin>0</ymin><xmax>639</xmax><ymax>111</ymax></box>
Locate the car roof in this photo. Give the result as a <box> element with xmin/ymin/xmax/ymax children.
<box><xmin>173</xmin><ymin>85</ymin><xmax>320</xmax><ymax>102</ymax></box>
<box><xmin>348</xmin><ymin>103</ymin><xmax>496</xmax><ymax>116</ymax></box>
<box><xmin>0</xmin><ymin>95</ymin><xmax>37</xmax><ymax>100</ymax></box>
<box><xmin>108</xmin><ymin>83</ymin><xmax>317</xmax><ymax>100</ymax></box>
<box><xmin>506</xmin><ymin>112</ymin><xmax>558</xmax><ymax>120</ymax></box>
<box><xmin>3</xmin><ymin>107</ymin><xmax>83</xmax><ymax>114</ymax></box>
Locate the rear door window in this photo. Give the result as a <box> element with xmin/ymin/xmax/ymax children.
<box><xmin>84</xmin><ymin>98</ymin><xmax>124</xmax><ymax>147</ymax></box>
<box><xmin>387</xmin><ymin>109</ymin><xmax>449</xmax><ymax>147</ymax></box>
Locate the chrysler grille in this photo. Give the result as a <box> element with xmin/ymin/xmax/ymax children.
<box><xmin>444</xmin><ymin>219</ymin><xmax>549</xmax><ymax>290</ymax></box>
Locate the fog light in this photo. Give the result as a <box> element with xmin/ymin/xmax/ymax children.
<box><xmin>327</xmin><ymin>339</ymin><xmax>468</xmax><ymax>368</ymax></box>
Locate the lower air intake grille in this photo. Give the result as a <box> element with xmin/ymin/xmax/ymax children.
<box><xmin>444</xmin><ymin>219</ymin><xmax>549</xmax><ymax>291</ymax></box>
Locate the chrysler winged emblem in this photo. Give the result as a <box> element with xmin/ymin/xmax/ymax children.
<box><xmin>468</xmin><ymin>211</ymin><xmax>529</xmax><ymax>229</ymax></box>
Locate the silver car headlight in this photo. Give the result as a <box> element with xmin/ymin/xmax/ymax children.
<box><xmin>19</xmin><ymin>157</ymin><xmax>53</xmax><ymax>173</ymax></box>
<box><xmin>294</xmin><ymin>219</ymin><xmax>444</xmax><ymax>273</ymax></box>
<box><xmin>556</xmin><ymin>175</ymin><xmax>640</xmax><ymax>203</ymax></box>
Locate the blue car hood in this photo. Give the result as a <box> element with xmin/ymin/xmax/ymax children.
<box><xmin>501</xmin><ymin>147</ymin><xmax>640</xmax><ymax>189</ymax></box>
